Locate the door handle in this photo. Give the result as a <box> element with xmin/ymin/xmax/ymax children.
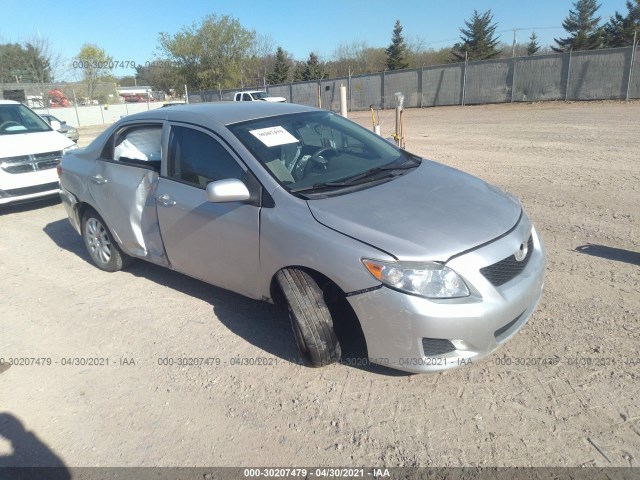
<box><xmin>157</xmin><ymin>193</ymin><xmax>176</xmax><ymax>207</ymax></box>
<box><xmin>90</xmin><ymin>174</ymin><xmax>108</xmax><ymax>185</ymax></box>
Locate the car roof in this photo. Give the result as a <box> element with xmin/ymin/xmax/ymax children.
<box><xmin>120</xmin><ymin>102</ymin><xmax>319</xmax><ymax>126</ymax></box>
<box><xmin>0</xmin><ymin>100</ymin><xmax>21</xmax><ymax>105</ymax></box>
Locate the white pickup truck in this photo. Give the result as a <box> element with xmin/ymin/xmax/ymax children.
<box><xmin>233</xmin><ymin>90</ymin><xmax>286</xmax><ymax>103</ymax></box>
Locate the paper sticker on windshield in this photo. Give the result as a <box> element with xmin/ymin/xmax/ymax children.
<box><xmin>249</xmin><ymin>126</ymin><xmax>298</xmax><ymax>147</ymax></box>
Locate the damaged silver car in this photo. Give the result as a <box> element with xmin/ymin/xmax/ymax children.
<box><xmin>59</xmin><ymin>102</ymin><xmax>545</xmax><ymax>373</ymax></box>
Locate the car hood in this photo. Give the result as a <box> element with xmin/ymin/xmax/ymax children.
<box><xmin>260</xmin><ymin>97</ymin><xmax>287</xmax><ymax>102</ymax></box>
<box><xmin>306</xmin><ymin>160</ymin><xmax>522</xmax><ymax>262</ymax></box>
<box><xmin>0</xmin><ymin>130</ymin><xmax>74</xmax><ymax>158</ymax></box>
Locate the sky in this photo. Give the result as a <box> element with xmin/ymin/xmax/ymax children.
<box><xmin>0</xmin><ymin>0</ymin><xmax>631</xmax><ymax>80</ymax></box>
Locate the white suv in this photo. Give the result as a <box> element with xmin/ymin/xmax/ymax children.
<box><xmin>0</xmin><ymin>100</ymin><xmax>77</xmax><ymax>205</ymax></box>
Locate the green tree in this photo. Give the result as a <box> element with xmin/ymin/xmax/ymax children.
<box><xmin>292</xmin><ymin>61</ymin><xmax>306</xmax><ymax>82</ymax></box>
<box><xmin>266</xmin><ymin>47</ymin><xmax>290</xmax><ymax>84</ymax></box>
<box><xmin>0</xmin><ymin>43</ymin><xmax>29</xmax><ymax>83</ymax></box>
<box><xmin>527</xmin><ymin>32</ymin><xmax>541</xmax><ymax>55</ymax></box>
<box><xmin>74</xmin><ymin>43</ymin><xmax>114</xmax><ymax>102</ymax></box>
<box><xmin>553</xmin><ymin>0</ymin><xmax>604</xmax><ymax>52</ymax></box>
<box><xmin>451</xmin><ymin>10</ymin><xmax>500</xmax><ymax>61</ymax></box>
<box><xmin>135</xmin><ymin>61</ymin><xmax>183</xmax><ymax>93</ymax></box>
<box><xmin>0</xmin><ymin>40</ymin><xmax>54</xmax><ymax>84</ymax></box>
<box><xmin>386</xmin><ymin>20</ymin><xmax>409</xmax><ymax>70</ymax></box>
<box><xmin>158</xmin><ymin>14</ymin><xmax>256</xmax><ymax>90</ymax></box>
<box><xmin>604</xmin><ymin>0</ymin><xmax>640</xmax><ymax>47</ymax></box>
<box><xmin>301</xmin><ymin>52</ymin><xmax>325</xmax><ymax>81</ymax></box>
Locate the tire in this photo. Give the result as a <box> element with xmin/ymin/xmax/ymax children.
<box><xmin>81</xmin><ymin>209</ymin><xmax>132</xmax><ymax>272</ymax></box>
<box><xmin>276</xmin><ymin>268</ymin><xmax>341</xmax><ymax>367</ymax></box>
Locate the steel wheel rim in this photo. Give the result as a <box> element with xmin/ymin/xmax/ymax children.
<box><xmin>85</xmin><ymin>218</ymin><xmax>111</xmax><ymax>265</ymax></box>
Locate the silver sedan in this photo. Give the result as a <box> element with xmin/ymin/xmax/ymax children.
<box><xmin>59</xmin><ymin>102</ymin><xmax>545</xmax><ymax>373</ymax></box>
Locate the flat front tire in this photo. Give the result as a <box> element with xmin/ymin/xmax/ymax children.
<box><xmin>276</xmin><ymin>269</ymin><xmax>341</xmax><ymax>367</ymax></box>
<box><xmin>81</xmin><ymin>209</ymin><xmax>131</xmax><ymax>272</ymax></box>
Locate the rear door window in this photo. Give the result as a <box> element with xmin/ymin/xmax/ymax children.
<box><xmin>104</xmin><ymin>124</ymin><xmax>163</xmax><ymax>170</ymax></box>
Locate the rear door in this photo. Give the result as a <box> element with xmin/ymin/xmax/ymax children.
<box><xmin>155</xmin><ymin>123</ymin><xmax>261</xmax><ymax>297</ymax></box>
<box><xmin>89</xmin><ymin>122</ymin><xmax>168</xmax><ymax>265</ymax></box>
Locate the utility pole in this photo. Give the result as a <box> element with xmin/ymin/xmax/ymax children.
<box><xmin>512</xmin><ymin>29</ymin><xmax>518</xmax><ymax>58</ymax></box>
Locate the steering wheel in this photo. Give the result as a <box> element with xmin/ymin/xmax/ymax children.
<box><xmin>0</xmin><ymin>121</ymin><xmax>22</xmax><ymax>131</ymax></box>
<box><xmin>291</xmin><ymin>146</ymin><xmax>336</xmax><ymax>180</ymax></box>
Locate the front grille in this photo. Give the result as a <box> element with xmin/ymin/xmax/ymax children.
<box><xmin>3</xmin><ymin>182</ymin><xmax>59</xmax><ymax>197</ymax></box>
<box><xmin>480</xmin><ymin>235</ymin><xmax>534</xmax><ymax>287</ymax></box>
<box><xmin>422</xmin><ymin>338</ymin><xmax>456</xmax><ymax>356</ymax></box>
<box><xmin>1</xmin><ymin>151</ymin><xmax>62</xmax><ymax>174</ymax></box>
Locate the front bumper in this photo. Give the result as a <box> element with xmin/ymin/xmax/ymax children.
<box><xmin>0</xmin><ymin>169</ymin><xmax>60</xmax><ymax>206</ymax></box>
<box><xmin>347</xmin><ymin>222</ymin><xmax>546</xmax><ymax>373</ymax></box>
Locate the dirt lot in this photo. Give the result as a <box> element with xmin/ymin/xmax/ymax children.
<box><xmin>0</xmin><ymin>101</ymin><xmax>638</xmax><ymax>468</ymax></box>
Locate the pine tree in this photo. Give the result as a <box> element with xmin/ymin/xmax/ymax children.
<box><xmin>386</xmin><ymin>20</ymin><xmax>409</xmax><ymax>70</ymax></box>
<box><xmin>266</xmin><ymin>47</ymin><xmax>290</xmax><ymax>84</ymax></box>
<box><xmin>553</xmin><ymin>0</ymin><xmax>604</xmax><ymax>52</ymax></box>
<box><xmin>604</xmin><ymin>0</ymin><xmax>640</xmax><ymax>47</ymax></box>
<box><xmin>527</xmin><ymin>32</ymin><xmax>541</xmax><ymax>56</ymax></box>
<box><xmin>302</xmin><ymin>53</ymin><xmax>325</xmax><ymax>81</ymax></box>
<box><xmin>451</xmin><ymin>10</ymin><xmax>500</xmax><ymax>61</ymax></box>
<box><xmin>292</xmin><ymin>61</ymin><xmax>306</xmax><ymax>82</ymax></box>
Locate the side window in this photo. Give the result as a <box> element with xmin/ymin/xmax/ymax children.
<box><xmin>242</xmin><ymin>93</ymin><xmax>252</xmax><ymax>101</ymax></box>
<box><xmin>111</xmin><ymin>125</ymin><xmax>162</xmax><ymax>170</ymax></box>
<box><xmin>168</xmin><ymin>126</ymin><xmax>246</xmax><ymax>188</ymax></box>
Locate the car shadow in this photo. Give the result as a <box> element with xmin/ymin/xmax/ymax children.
<box><xmin>575</xmin><ymin>243</ymin><xmax>640</xmax><ymax>266</ymax></box>
<box><xmin>0</xmin><ymin>196</ymin><xmax>60</xmax><ymax>216</ymax></box>
<box><xmin>43</xmin><ymin>218</ymin><xmax>407</xmax><ymax>376</ymax></box>
<box><xmin>0</xmin><ymin>413</ymin><xmax>71</xmax><ymax>479</ymax></box>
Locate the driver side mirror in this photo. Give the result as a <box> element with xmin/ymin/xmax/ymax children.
<box><xmin>206</xmin><ymin>178</ymin><xmax>251</xmax><ymax>203</ymax></box>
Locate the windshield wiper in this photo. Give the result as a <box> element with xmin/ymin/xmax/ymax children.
<box><xmin>291</xmin><ymin>161</ymin><xmax>419</xmax><ymax>193</ymax></box>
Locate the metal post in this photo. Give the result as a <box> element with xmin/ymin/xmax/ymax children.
<box><xmin>289</xmin><ymin>82</ymin><xmax>293</xmax><ymax>103</ymax></box>
<box><xmin>626</xmin><ymin>30</ymin><xmax>638</xmax><ymax>101</ymax></box>
<box><xmin>72</xmin><ymin>89</ymin><xmax>80</xmax><ymax>127</ymax></box>
<box><xmin>461</xmin><ymin>52</ymin><xmax>468</xmax><ymax>106</ymax></box>
<box><xmin>419</xmin><ymin>67</ymin><xmax>424</xmax><ymax>108</ymax></box>
<box><xmin>348</xmin><ymin>67</ymin><xmax>352</xmax><ymax>112</ymax></box>
<box><xmin>381</xmin><ymin>71</ymin><xmax>385</xmax><ymax>110</ymax></box>
<box><xmin>100</xmin><ymin>104</ymin><xmax>105</xmax><ymax>124</ymax></box>
<box><xmin>511</xmin><ymin>56</ymin><xmax>517</xmax><ymax>103</ymax></box>
<box><xmin>565</xmin><ymin>49</ymin><xmax>572</xmax><ymax>101</ymax></box>
<box><xmin>184</xmin><ymin>84</ymin><xmax>189</xmax><ymax>104</ymax></box>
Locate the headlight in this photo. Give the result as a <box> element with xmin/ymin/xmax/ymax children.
<box><xmin>362</xmin><ymin>259</ymin><xmax>470</xmax><ymax>299</ymax></box>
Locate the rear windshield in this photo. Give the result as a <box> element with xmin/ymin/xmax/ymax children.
<box><xmin>0</xmin><ymin>104</ymin><xmax>51</xmax><ymax>136</ymax></box>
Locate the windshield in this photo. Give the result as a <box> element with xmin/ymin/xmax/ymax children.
<box><xmin>0</xmin><ymin>103</ymin><xmax>51</xmax><ymax>136</ymax></box>
<box><xmin>251</xmin><ymin>92</ymin><xmax>269</xmax><ymax>100</ymax></box>
<box><xmin>228</xmin><ymin>111</ymin><xmax>416</xmax><ymax>195</ymax></box>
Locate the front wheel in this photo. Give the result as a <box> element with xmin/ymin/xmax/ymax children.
<box><xmin>276</xmin><ymin>269</ymin><xmax>341</xmax><ymax>367</ymax></box>
<box><xmin>81</xmin><ymin>209</ymin><xmax>131</xmax><ymax>272</ymax></box>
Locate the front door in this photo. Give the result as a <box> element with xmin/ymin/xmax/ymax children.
<box><xmin>155</xmin><ymin>124</ymin><xmax>261</xmax><ymax>298</ymax></box>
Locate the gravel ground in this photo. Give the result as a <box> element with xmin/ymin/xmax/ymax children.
<box><xmin>0</xmin><ymin>101</ymin><xmax>638</xmax><ymax>468</ymax></box>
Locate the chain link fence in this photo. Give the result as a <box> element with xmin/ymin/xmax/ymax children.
<box><xmin>0</xmin><ymin>81</ymin><xmax>167</xmax><ymax>127</ymax></box>
<box><xmin>190</xmin><ymin>46</ymin><xmax>639</xmax><ymax>111</ymax></box>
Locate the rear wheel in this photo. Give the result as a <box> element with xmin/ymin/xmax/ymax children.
<box><xmin>81</xmin><ymin>209</ymin><xmax>131</xmax><ymax>272</ymax></box>
<box><xmin>276</xmin><ymin>268</ymin><xmax>341</xmax><ymax>367</ymax></box>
